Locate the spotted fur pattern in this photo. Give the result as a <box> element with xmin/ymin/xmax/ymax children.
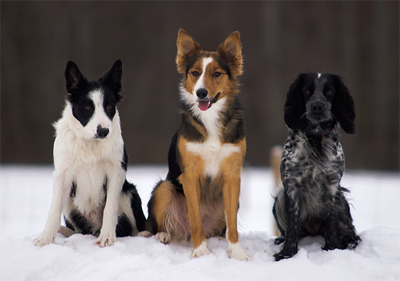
<box><xmin>273</xmin><ymin>73</ymin><xmax>360</xmax><ymax>261</ymax></box>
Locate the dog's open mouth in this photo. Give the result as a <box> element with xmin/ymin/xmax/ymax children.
<box><xmin>197</xmin><ymin>92</ymin><xmax>221</xmax><ymax>111</ymax></box>
<box><xmin>198</xmin><ymin>100</ymin><xmax>210</xmax><ymax>111</ymax></box>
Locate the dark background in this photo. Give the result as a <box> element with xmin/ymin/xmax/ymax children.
<box><xmin>1</xmin><ymin>1</ymin><xmax>399</xmax><ymax>170</ymax></box>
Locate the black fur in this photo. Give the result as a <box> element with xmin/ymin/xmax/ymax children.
<box><xmin>123</xmin><ymin>180</ymin><xmax>147</xmax><ymax>232</ymax></box>
<box><xmin>166</xmin><ymin>133</ymin><xmax>184</xmax><ymax>193</ymax></box>
<box><xmin>121</xmin><ymin>147</ymin><xmax>128</xmax><ymax>171</ymax></box>
<box><xmin>62</xmin><ymin>60</ymin><xmax>146</xmax><ymax>237</ymax></box>
<box><xmin>222</xmin><ymin>96</ymin><xmax>245</xmax><ymax>143</ymax></box>
<box><xmin>65</xmin><ymin>60</ymin><xmax>123</xmax><ymax>127</ymax></box>
<box><xmin>273</xmin><ymin>73</ymin><xmax>360</xmax><ymax>261</ymax></box>
<box><xmin>65</xmin><ymin>180</ymin><xmax>146</xmax><ymax>236</ymax></box>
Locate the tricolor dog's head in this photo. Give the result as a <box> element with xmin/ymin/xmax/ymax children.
<box><xmin>64</xmin><ymin>59</ymin><xmax>123</xmax><ymax>140</ymax></box>
<box><xmin>176</xmin><ymin>29</ymin><xmax>243</xmax><ymax>115</ymax></box>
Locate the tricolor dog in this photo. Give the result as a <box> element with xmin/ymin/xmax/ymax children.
<box><xmin>146</xmin><ymin>29</ymin><xmax>251</xmax><ymax>261</ymax></box>
<box><xmin>34</xmin><ymin>60</ymin><xmax>146</xmax><ymax>247</ymax></box>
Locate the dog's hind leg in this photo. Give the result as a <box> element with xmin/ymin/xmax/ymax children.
<box><xmin>117</xmin><ymin>180</ymin><xmax>146</xmax><ymax>237</ymax></box>
<box><xmin>273</xmin><ymin>190</ymin><xmax>287</xmax><ymax>245</ymax></box>
<box><xmin>147</xmin><ymin>180</ymin><xmax>188</xmax><ymax>243</ymax></box>
<box><xmin>58</xmin><ymin>226</ymin><xmax>76</xmax><ymax>237</ymax></box>
<box><xmin>337</xmin><ymin>190</ymin><xmax>361</xmax><ymax>249</ymax></box>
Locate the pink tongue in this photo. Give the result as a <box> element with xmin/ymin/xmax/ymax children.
<box><xmin>198</xmin><ymin>101</ymin><xmax>210</xmax><ymax>111</ymax></box>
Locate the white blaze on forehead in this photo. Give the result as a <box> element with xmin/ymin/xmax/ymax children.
<box><xmin>193</xmin><ymin>57</ymin><xmax>214</xmax><ymax>94</ymax></box>
<box><xmin>89</xmin><ymin>90</ymin><xmax>104</xmax><ymax>109</ymax></box>
<box><xmin>317</xmin><ymin>73</ymin><xmax>322</xmax><ymax>79</ymax></box>
<box><xmin>88</xmin><ymin>89</ymin><xmax>112</xmax><ymax>129</ymax></box>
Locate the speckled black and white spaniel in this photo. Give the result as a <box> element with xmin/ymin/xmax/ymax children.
<box><xmin>273</xmin><ymin>73</ymin><xmax>361</xmax><ymax>261</ymax></box>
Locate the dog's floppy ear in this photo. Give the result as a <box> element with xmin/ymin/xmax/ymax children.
<box><xmin>65</xmin><ymin>61</ymin><xmax>87</xmax><ymax>96</ymax></box>
<box><xmin>99</xmin><ymin>59</ymin><xmax>123</xmax><ymax>94</ymax></box>
<box><xmin>332</xmin><ymin>76</ymin><xmax>356</xmax><ymax>134</ymax></box>
<box><xmin>284</xmin><ymin>74</ymin><xmax>306</xmax><ymax>130</ymax></box>
<box><xmin>217</xmin><ymin>31</ymin><xmax>243</xmax><ymax>77</ymax></box>
<box><xmin>176</xmin><ymin>29</ymin><xmax>202</xmax><ymax>74</ymax></box>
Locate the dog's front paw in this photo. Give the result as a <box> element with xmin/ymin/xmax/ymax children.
<box><xmin>190</xmin><ymin>241</ymin><xmax>210</xmax><ymax>258</ymax></box>
<box><xmin>138</xmin><ymin>230</ymin><xmax>152</xmax><ymax>238</ymax></box>
<box><xmin>34</xmin><ymin>231</ymin><xmax>56</xmax><ymax>247</ymax></box>
<box><xmin>274</xmin><ymin>247</ymin><xmax>298</xmax><ymax>261</ymax></box>
<box><xmin>274</xmin><ymin>236</ymin><xmax>285</xmax><ymax>245</ymax></box>
<box><xmin>95</xmin><ymin>230</ymin><xmax>116</xmax><ymax>247</ymax></box>
<box><xmin>228</xmin><ymin>242</ymin><xmax>252</xmax><ymax>261</ymax></box>
<box><xmin>155</xmin><ymin>232</ymin><xmax>171</xmax><ymax>244</ymax></box>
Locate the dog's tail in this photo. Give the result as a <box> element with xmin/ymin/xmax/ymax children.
<box><xmin>270</xmin><ymin>145</ymin><xmax>283</xmax><ymax>237</ymax></box>
<box><xmin>271</xmin><ymin>145</ymin><xmax>283</xmax><ymax>193</ymax></box>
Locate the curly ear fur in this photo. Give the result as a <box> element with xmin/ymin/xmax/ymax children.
<box><xmin>283</xmin><ymin>74</ymin><xmax>306</xmax><ymax>130</ymax></box>
<box><xmin>332</xmin><ymin>76</ymin><xmax>356</xmax><ymax>134</ymax></box>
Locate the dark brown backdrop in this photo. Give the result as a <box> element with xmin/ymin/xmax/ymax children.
<box><xmin>1</xmin><ymin>1</ymin><xmax>399</xmax><ymax>170</ymax></box>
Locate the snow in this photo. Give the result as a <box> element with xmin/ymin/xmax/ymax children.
<box><xmin>1</xmin><ymin>165</ymin><xmax>400</xmax><ymax>281</ymax></box>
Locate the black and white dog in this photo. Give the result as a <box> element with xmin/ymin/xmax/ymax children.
<box><xmin>34</xmin><ymin>60</ymin><xmax>146</xmax><ymax>247</ymax></box>
<box><xmin>273</xmin><ymin>73</ymin><xmax>361</xmax><ymax>261</ymax></box>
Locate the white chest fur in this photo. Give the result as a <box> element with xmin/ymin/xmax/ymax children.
<box><xmin>186</xmin><ymin>136</ymin><xmax>240</xmax><ymax>179</ymax></box>
<box><xmin>72</xmin><ymin>163</ymin><xmax>107</xmax><ymax>215</ymax></box>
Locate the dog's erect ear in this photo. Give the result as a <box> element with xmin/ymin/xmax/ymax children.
<box><xmin>176</xmin><ymin>29</ymin><xmax>202</xmax><ymax>74</ymax></box>
<box><xmin>217</xmin><ymin>31</ymin><xmax>243</xmax><ymax>77</ymax></box>
<box><xmin>99</xmin><ymin>59</ymin><xmax>123</xmax><ymax>95</ymax></box>
<box><xmin>284</xmin><ymin>74</ymin><xmax>306</xmax><ymax>130</ymax></box>
<box><xmin>65</xmin><ymin>61</ymin><xmax>87</xmax><ymax>95</ymax></box>
<box><xmin>332</xmin><ymin>76</ymin><xmax>356</xmax><ymax>134</ymax></box>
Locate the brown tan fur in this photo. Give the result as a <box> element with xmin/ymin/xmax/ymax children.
<box><xmin>270</xmin><ymin>145</ymin><xmax>283</xmax><ymax>236</ymax></box>
<box><xmin>147</xmin><ymin>29</ymin><xmax>250</xmax><ymax>260</ymax></box>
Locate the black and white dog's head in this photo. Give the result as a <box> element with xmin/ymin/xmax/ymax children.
<box><xmin>64</xmin><ymin>59</ymin><xmax>123</xmax><ymax>140</ymax></box>
<box><xmin>284</xmin><ymin>73</ymin><xmax>356</xmax><ymax>137</ymax></box>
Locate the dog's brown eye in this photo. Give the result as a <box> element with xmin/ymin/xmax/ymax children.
<box><xmin>213</xmin><ymin>72</ymin><xmax>221</xmax><ymax>78</ymax></box>
<box><xmin>191</xmin><ymin>71</ymin><xmax>200</xmax><ymax>77</ymax></box>
<box><xmin>85</xmin><ymin>105</ymin><xmax>94</xmax><ymax>112</ymax></box>
<box><xmin>304</xmin><ymin>90</ymin><xmax>311</xmax><ymax>95</ymax></box>
<box><xmin>106</xmin><ymin>105</ymin><xmax>113</xmax><ymax>112</ymax></box>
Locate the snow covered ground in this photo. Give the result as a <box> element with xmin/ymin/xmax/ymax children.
<box><xmin>1</xmin><ymin>165</ymin><xmax>399</xmax><ymax>280</ymax></box>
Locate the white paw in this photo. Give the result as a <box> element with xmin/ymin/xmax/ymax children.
<box><xmin>190</xmin><ymin>241</ymin><xmax>211</xmax><ymax>258</ymax></box>
<box><xmin>95</xmin><ymin>229</ymin><xmax>116</xmax><ymax>247</ymax></box>
<box><xmin>155</xmin><ymin>232</ymin><xmax>171</xmax><ymax>244</ymax></box>
<box><xmin>138</xmin><ymin>230</ymin><xmax>152</xmax><ymax>238</ymax></box>
<box><xmin>34</xmin><ymin>231</ymin><xmax>56</xmax><ymax>247</ymax></box>
<box><xmin>228</xmin><ymin>242</ymin><xmax>252</xmax><ymax>261</ymax></box>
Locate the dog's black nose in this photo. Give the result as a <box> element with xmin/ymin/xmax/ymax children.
<box><xmin>96</xmin><ymin>126</ymin><xmax>109</xmax><ymax>139</ymax></box>
<box><xmin>311</xmin><ymin>102</ymin><xmax>325</xmax><ymax>115</ymax></box>
<box><xmin>196</xmin><ymin>88</ymin><xmax>208</xmax><ymax>99</ymax></box>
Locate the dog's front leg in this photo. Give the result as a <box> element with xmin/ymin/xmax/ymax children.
<box><xmin>96</xmin><ymin>168</ymin><xmax>125</xmax><ymax>247</ymax></box>
<box><xmin>274</xmin><ymin>185</ymin><xmax>300</xmax><ymax>261</ymax></box>
<box><xmin>181</xmin><ymin>172</ymin><xmax>210</xmax><ymax>258</ymax></box>
<box><xmin>222</xmin><ymin>154</ymin><xmax>251</xmax><ymax>261</ymax></box>
<box><xmin>323</xmin><ymin>191</ymin><xmax>342</xmax><ymax>250</ymax></box>
<box><xmin>34</xmin><ymin>170</ymin><xmax>72</xmax><ymax>246</ymax></box>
